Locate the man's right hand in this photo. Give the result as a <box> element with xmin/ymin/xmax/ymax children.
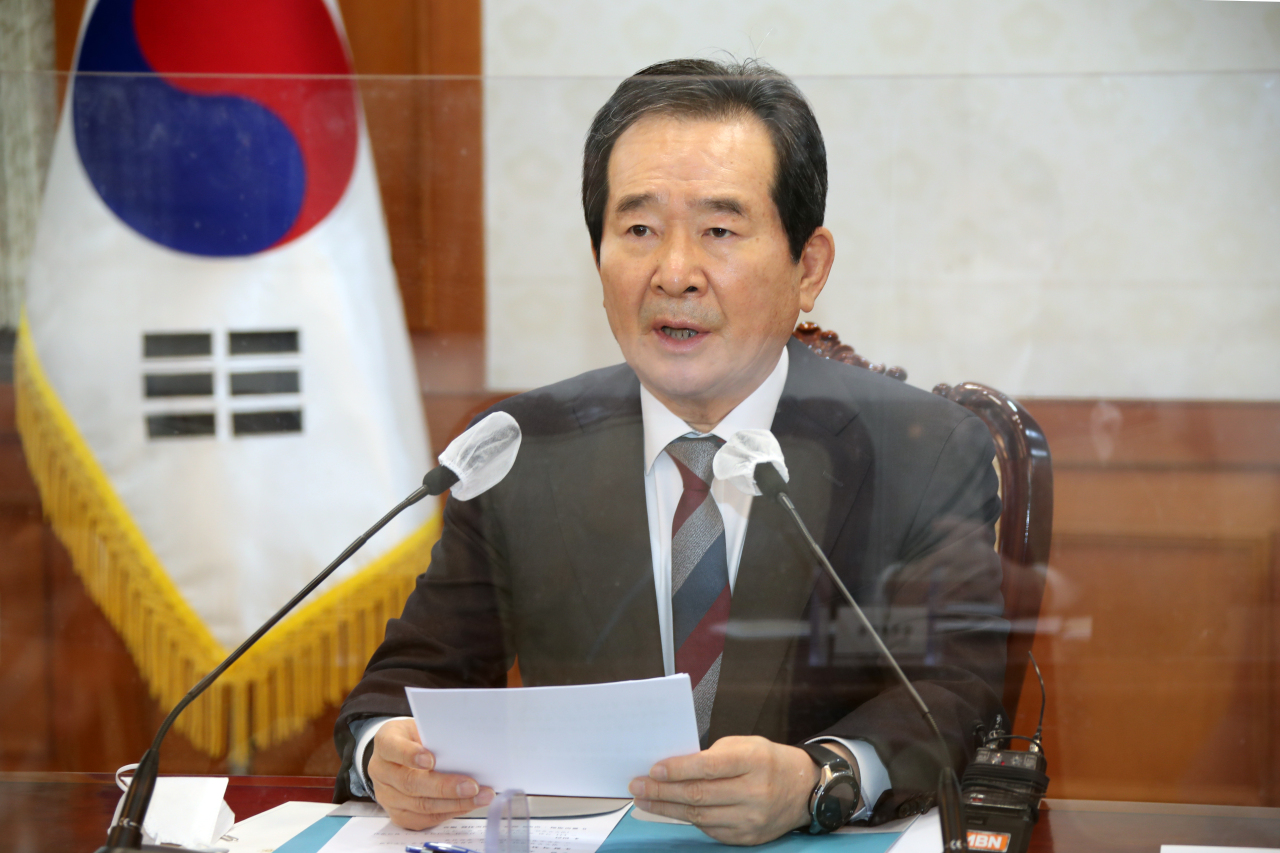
<box><xmin>368</xmin><ymin>718</ymin><xmax>495</xmax><ymax>830</ymax></box>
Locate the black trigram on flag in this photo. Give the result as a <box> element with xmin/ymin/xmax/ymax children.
<box><xmin>143</xmin><ymin>329</ymin><xmax>302</xmax><ymax>439</ymax></box>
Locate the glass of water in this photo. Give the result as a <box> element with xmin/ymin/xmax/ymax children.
<box><xmin>485</xmin><ymin>789</ymin><xmax>529</xmax><ymax>853</ymax></box>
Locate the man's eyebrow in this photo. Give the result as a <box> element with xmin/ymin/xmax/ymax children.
<box><xmin>612</xmin><ymin>194</ymin><xmax>748</xmax><ymax>216</ymax></box>
<box><xmin>614</xmin><ymin>193</ymin><xmax>655</xmax><ymax>215</ymax></box>
<box><xmin>697</xmin><ymin>197</ymin><xmax>747</xmax><ymax>217</ymax></box>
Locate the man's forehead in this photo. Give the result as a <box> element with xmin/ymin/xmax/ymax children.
<box><xmin>605</xmin><ymin>113</ymin><xmax>776</xmax><ymax>213</ymax></box>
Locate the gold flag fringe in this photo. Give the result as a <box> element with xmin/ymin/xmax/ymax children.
<box><xmin>13</xmin><ymin>316</ymin><xmax>439</xmax><ymax>760</ymax></box>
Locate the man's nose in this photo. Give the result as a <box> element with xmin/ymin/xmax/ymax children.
<box><xmin>651</xmin><ymin>231</ymin><xmax>706</xmax><ymax>297</ymax></box>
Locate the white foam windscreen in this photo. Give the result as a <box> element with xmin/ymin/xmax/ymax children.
<box><xmin>713</xmin><ymin>429</ymin><xmax>789</xmax><ymax>497</ymax></box>
<box><xmin>439</xmin><ymin>411</ymin><xmax>523</xmax><ymax>501</ymax></box>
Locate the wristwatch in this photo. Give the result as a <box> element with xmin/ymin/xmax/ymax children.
<box><xmin>801</xmin><ymin>742</ymin><xmax>861</xmax><ymax>833</ymax></box>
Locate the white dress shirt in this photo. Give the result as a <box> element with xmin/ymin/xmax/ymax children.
<box><xmin>353</xmin><ymin>345</ymin><xmax>889</xmax><ymax>820</ymax></box>
<box><xmin>638</xmin><ymin>345</ymin><xmax>886</xmax><ymax>820</ymax></box>
<box><xmin>640</xmin><ymin>345</ymin><xmax>790</xmax><ymax>675</ymax></box>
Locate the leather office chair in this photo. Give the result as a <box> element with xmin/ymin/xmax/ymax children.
<box><xmin>793</xmin><ymin>322</ymin><xmax>1053</xmax><ymax>722</ymax></box>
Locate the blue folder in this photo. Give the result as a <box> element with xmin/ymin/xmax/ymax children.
<box><xmin>276</xmin><ymin>811</ymin><xmax>905</xmax><ymax>853</ymax></box>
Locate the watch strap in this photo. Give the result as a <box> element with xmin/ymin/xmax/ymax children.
<box><xmin>801</xmin><ymin>742</ymin><xmax>852</xmax><ymax>774</ymax></box>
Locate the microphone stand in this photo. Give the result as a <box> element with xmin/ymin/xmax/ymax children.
<box><xmin>96</xmin><ymin>476</ymin><xmax>447</xmax><ymax>852</ymax></box>
<box><xmin>754</xmin><ymin>463</ymin><xmax>968</xmax><ymax>852</ymax></box>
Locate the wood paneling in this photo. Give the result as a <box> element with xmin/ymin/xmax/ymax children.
<box><xmin>337</xmin><ymin>0</ymin><xmax>491</xmax><ymax>446</ymax></box>
<box><xmin>1023</xmin><ymin>400</ymin><xmax>1280</xmax><ymax>470</ymax></box>
<box><xmin>0</xmin><ymin>514</ymin><xmax>49</xmax><ymax>766</ymax></box>
<box><xmin>1011</xmin><ymin>400</ymin><xmax>1280</xmax><ymax>807</ymax></box>
<box><xmin>1024</xmin><ymin>534</ymin><xmax>1274</xmax><ymax>804</ymax></box>
<box><xmin>0</xmin><ymin>384</ymin><xmax>52</xmax><ymax>770</ymax></box>
<box><xmin>53</xmin><ymin>0</ymin><xmax>85</xmax><ymax>99</ymax></box>
<box><xmin>341</xmin><ymin>0</ymin><xmax>432</xmax><ymax>333</ymax></box>
<box><xmin>337</xmin><ymin>0</ymin><xmax>485</xmax><ymax>337</ymax></box>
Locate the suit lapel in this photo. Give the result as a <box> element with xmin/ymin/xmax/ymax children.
<box><xmin>544</xmin><ymin>368</ymin><xmax>664</xmax><ymax>682</ymax></box>
<box><xmin>536</xmin><ymin>345</ymin><xmax>874</xmax><ymax>728</ymax></box>
<box><xmin>709</xmin><ymin>340</ymin><xmax>873</xmax><ymax>741</ymax></box>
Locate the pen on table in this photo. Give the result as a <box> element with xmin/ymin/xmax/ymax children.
<box><xmin>405</xmin><ymin>844</ymin><xmax>482</xmax><ymax>853</ymax></box>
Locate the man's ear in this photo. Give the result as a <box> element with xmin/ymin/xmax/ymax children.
<box><xmin>797</xmin><ymin>227</ymin><xmax>834</xmax><ymax>313</ymax></box>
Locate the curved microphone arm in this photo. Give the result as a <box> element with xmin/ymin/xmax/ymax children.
<box><xmin>101</xmin><ymin>409</ymin><xmax>522</xmax><ymax>851</ymax></box>
<box><xmin>775</xmin><ymin>488</ymin><xmax>946</xmax><ymax>748</ymax></box>
<box><xmin>101</xmin><ymin>484</ymin><xmax>430</xmax><ymax>851</ymax></box>
<box><xmin>754</xmin><ymin>462</ymin><xmax>968</xmax><ymax>852</ymax></box>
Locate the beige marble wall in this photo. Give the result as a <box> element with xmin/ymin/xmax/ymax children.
<box><xmin>0</xmin><ymin>0</ymin><xmax>56</xmax><ymax>329</ymax></box>
<box><xmin>484</xmin><ymin>0</ymin><xmax>1280</xmax><ymax>399</ymax></box>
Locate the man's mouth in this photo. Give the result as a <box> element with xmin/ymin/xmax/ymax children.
<box><xmin>661</xmin><ymin>326</ymin><xmax>700</xmax><ymax>341</ymax></box>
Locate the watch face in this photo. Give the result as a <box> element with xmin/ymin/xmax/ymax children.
<box><xmin>816</xmin><ymin>777</ymin><xmax>859</xmax><ymax>830</ymax></box>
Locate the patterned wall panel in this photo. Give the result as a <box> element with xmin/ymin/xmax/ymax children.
<box><xmin>483</xmin><ymin>0</ymin><xmax>1280</xmax><ymax>398</ymax></box>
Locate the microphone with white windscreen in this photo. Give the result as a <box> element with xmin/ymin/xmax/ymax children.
<box><xmin>96</xmin><ymin>412</ymin><xmax>522</xmax><ymax>853</ymax></box>
<box><xmin>428</xmin><ymin>410</ymin><xmax>523</xmax><ymax>499</ymax></box>
<box><xmin>710</xmin><ymin>428</ymin><xmax>788</xmax><ymax>496</ymax></box>
<box><xmin>714</xmin><ymin>429</ymin><xmax>969</xmax><ymax>851</ymax></box>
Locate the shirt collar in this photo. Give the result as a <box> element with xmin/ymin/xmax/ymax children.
<box><xmin>640</xmin><ymin>345</ymin><xmax>790</xmax><ymax>475</ymax></box>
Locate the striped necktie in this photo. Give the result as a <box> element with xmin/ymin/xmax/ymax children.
<box><xmin>667</xmin><ymin>436</ymin><xmax>730</xmax><ymax>747</ymax></box>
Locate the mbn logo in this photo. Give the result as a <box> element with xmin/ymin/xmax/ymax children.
<box><xmin>967</xmin><ymin>830</ymin><xmax>1011</xmax><ymax>851</ymax></box>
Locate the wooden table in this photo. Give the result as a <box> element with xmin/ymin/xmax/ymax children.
<box><xmin>1034</xmin><ymin>799</ymin><xmax>1280</xmax><ymax>853</ymax></box>
<box><xmin>3</xmin><ymin>774</ymin><xmax>1278</xmax><ymax>853</ymax></box>
<box><xmin>1</xmin><ymin>773</ymin><xmax>333</xmax><ymax>853</ymax></box>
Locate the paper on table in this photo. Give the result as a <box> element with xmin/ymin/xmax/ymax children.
<box><xmin>318</xmin><ymin>806</ymin><xmax>631</xmax><ymax>853</ymax></box>
<box><xmin>406</xmin><ymin>674</ymin><xmax>700</xmax><ymax>797</ymax></box>
<box><xmin>220</xmin><ymin>801</ymin><xmax>335</xmax><ymax>853</ymax></box>
<box><xmin>884</xmin><ymin>809</ymin><xmax>941</xmax><ymax>853</ymax></box>
<box><xmin>330</xmin><ymin>797</ymin><xmax>633</xmax><ymax>820</ymax></box>
<box><xmin>112</xmin><ymin>776</ymin><xmax>233</xmax><ymax>851</ymax></box>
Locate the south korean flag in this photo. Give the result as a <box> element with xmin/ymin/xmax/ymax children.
<box><xmin>16</xmin><ymin>0</ymin><xmax>433</xmax><ymax>757</ymax></box>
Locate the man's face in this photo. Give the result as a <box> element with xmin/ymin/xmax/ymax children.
<box><xmin>597</xmin><ymin>114</ymin><xmax>832</xmax><ymax>427</ymax></box>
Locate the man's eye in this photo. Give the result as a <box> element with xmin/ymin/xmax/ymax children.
<box><xmin>708</xmin><ymin>227</ymin><xmax>731</xmax><ymax>238</ymax></box>
<box><xmin>628</xmin><ymin>225</ymin><xmax>650</xmax><ymax>237</ymax></box>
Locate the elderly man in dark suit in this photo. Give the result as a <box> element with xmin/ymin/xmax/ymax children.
<box><xmin>334</xmin><ymin>58</ymin><xmax>1006</xmax><ymax>846</ymax></box>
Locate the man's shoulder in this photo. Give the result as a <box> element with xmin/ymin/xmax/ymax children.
<box><xmin>478</xmin><ymin>361</ymin><xmax>641</xmax><ymax>438</ymax></box>
<box><xmin>788</xmin><ymin>344</ymin><xmax>998</xmax><ymax>524</ymax></box>
<box><xmin>786</xmin><ymin>340</ymin><xmax>997</xmax><ymax>480</ymax></box>
<box><xmin>787</xmin><ymin>339</ymin><xmax>971</xmax><ymax>432</ymax></box>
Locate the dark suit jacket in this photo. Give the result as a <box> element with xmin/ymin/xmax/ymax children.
<box><xmin>335</xmin><ymin>338</ymin><xmax>1008</xmax><ymax>820</ymax></box>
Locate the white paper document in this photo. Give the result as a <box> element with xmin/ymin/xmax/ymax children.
<box><xmin>884</xmin><ymin>809</ymin><xmax>941</xmax><ymax>853</ymax></box>
<box><xmin>221</xmin><ymin>801</ymin><xmax>335</xmax><ymax>853</ymax></box>
<box><xmin>319</xmin><ymin>807</ymin><xmax>631</xmax><ymax>853</ymax></box>
<box><xmin>331</xmin><ymin>797</ymin><xmax>632</xmax><ymax>820</ymax></box>
<box><xmin>112</xmin><ymin>776</ymin><xmax>234</xmax><ymax>851</ymax></box>
<box><xmin>406</xmin><ymin>674</ymin><xmax>700</xmax><ymax>797</ymax></box>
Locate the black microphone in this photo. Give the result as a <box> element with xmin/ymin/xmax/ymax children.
<box><xmin>96</xmin><ymin>411</ymin><xmax>522</xmax><ymax>852</ymax></box>
<box><xmin>422</xmin><ymin>464</ymin><xmax>460</xmax><ymax>495</ymax></box>
<box><xmin>716</xmin><ymin>431</ymin><xmax>968</xmax><ymax>851</ymax></box>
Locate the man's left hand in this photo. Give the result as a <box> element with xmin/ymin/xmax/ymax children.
<box><xmin>628</xmin><ymin>735</ymin><xmax>823</xmax><ymax>845</ymax></box>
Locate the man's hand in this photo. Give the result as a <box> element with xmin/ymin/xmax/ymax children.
<box><xmin>628</xmin><ymin>735</ymin><xmax>829</xmax><ymax>846</ymax></box>
<box><xmin>367</xmin><ymin>719</ymin><xmax>494</xmax><ymax>830</ymax></box>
